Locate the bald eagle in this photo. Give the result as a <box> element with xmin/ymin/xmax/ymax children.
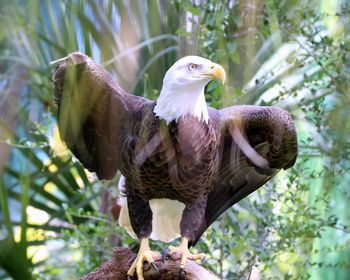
<box><xmin>52</xmin><ymin>52</ymin><xmax>297</xmax><ymax>280</ymax></box>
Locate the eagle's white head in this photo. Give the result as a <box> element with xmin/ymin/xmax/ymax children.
<box><xmin>154</xmin><ymin>56</ymin><xmax>226</xmax><ymax>124</ymax></box>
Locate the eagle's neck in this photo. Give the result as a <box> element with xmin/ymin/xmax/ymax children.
<box><xmin>154</xmin><ymin>85</ymin><xmax>209</xmax><ymax>124</ymax></box>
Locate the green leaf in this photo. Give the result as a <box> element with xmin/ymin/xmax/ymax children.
<box><xmin>186</xmin><ymin>5</ymin><xmax>200</xmax><ymax>16</ymax></box>
<box><xmin>227</xmin><ymin>42</ymin><xmax>237</xmax><ymax>54</ymax></box>
<box><xmin>230</xmin><ymin>51</ymin><xmax>240</xmax><ymax>64</ymax></box>
<box><xmin>176</xmin><ymin>28</ymin><xmax>193</xmax><ymax>37</ymax></box>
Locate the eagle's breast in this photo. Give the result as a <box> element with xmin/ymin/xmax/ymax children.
<box><xmin>121</xmin><ymin>110</ymin><xmax>220</xmax><ymax>204</ymax></box>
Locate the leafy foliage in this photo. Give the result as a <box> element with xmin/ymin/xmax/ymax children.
<box><xmin>1</xmin><ymin>0</ymin><xmax>350</xmax><ymax>279</ymax></box>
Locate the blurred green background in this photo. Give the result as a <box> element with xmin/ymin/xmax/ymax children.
<box><xmin>1</xmin><ymin>0</ymin><xmax>350</xmax><ymax>279</ymax></box>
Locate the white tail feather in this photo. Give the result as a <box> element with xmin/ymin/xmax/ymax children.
<box><xmin>149</xmin><ymin>199</ymin><xmax>185</xmax><ymax>242</ymax></box>
<box><xmin>118</xmin><ymin>197</ymin><xmax>137</xmax><ymax>238</ymax></box>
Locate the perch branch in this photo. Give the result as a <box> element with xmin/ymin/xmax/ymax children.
<box><xmin>77</xmin><ymin>247</ymin><xmax>260</xmax><ymax>280</ymax></box>
<box><xmin>77</xmin><ymin>247</ymin><xmax>220</xmax><ymax>280</ymax></box>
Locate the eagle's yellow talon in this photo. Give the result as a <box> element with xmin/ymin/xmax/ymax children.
<box><xmin>127</xmin><ymin>238</ymin><xmax>160</xmax><ymax>280</ymax></box>
<box><xmin>166</xmin><ymin>237</ymin><xmax>206</xmax><ymax>270</ymax></box>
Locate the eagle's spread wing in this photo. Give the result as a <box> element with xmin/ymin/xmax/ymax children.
<box><xmin>52</xmin><ymin>52</ymin><xmax>151</xmax><ymax>180</ymax></box>
<box><xmin>190</xmin><ymin>105</ymin><xmax>298</xmax><ymax>246</ymax></box>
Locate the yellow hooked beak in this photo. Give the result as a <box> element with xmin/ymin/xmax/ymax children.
<box><xmin>202</xmin><ymin>63</ymin><xmax>226</xmax><ymax>84</ymax></box>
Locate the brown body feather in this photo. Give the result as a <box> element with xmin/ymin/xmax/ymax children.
<box><xmin>53</xmin><ymin>52</ymin><xmax>297</xmax><ymax>246</ymax></box>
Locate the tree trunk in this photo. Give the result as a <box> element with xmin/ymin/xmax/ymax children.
<box><xmin>77</xmin><ymin>247</ymin><xmax>221</xmax><ymax>280</ymax></box>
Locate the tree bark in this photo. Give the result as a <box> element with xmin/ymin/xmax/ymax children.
<box><xmin>77</xmin><ymin>247</ymin><xmax>221</xmax><ymax>280</ymax></box>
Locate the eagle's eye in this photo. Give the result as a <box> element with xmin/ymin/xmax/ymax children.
<box><xmin>188</xmin><ymin>63</ymin><xmax>198</xmax><ymax>71</ymax></box>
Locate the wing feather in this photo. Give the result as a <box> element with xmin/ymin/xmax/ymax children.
<box><xmin>52</xmin><ymin>52</ymin><xmax>150</xmax><ymax>180</ymax></box>
<box><xmin>190</xmin><ymin>105</ymin><xmax>298</xmax><ymax>246</ymax></box>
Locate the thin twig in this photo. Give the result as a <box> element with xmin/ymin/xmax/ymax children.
<box><xmin>71</xmin><ymin>213</ymin><xmax>115</xmax><ymax>225</ymax></box>
<box><xmin>219</xmin><ymin>213</ymin><xmax>226</xmax><ymax>279</ymax></box>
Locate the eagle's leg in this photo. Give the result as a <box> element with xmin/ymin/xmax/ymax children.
<box><xmin>166</xmin><ymin>199</ymin><xmax>206</xmax><ymax>273</ymax></box>
<box><xmin>127</xmin><ymin>238</ymin><xmax>160</xmax><ymax>280</ymax></box>
<box><xmin>126</xmin><ymin>190</ymin><xmax>160</xmax><ymax>280</ymax></box>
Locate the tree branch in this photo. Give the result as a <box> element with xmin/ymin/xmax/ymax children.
<box><xmin>77</xmin><ymin>247</ymin><xmax>221</xmax><ymax>280</ymax></box>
